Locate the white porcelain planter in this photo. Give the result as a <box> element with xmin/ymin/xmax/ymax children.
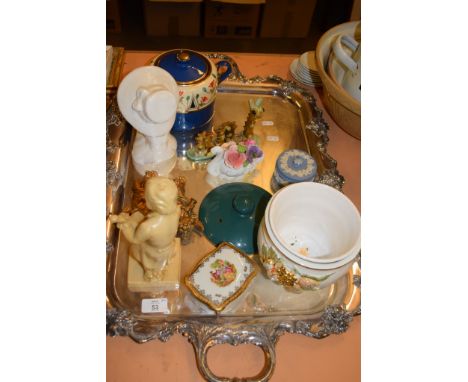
<box><xmin>257</xmin><ymin>182</ymin><xmax>361</xmax><ymax>292</ymax></box>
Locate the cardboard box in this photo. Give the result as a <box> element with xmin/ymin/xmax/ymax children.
<box><xmin>260</xmin><ymin>0</ymin><xmax>317</xmax><ymax>38</ymax></box>
<box><xmin>204</xmin><ymin>0</ymin><xmax>263</xmax><ymax>38</ymax></box>
<box><xmin>106</xmin><ymin>0</ymin><xmax>121</xmax><ymax>33</ymax></box>
<box><xmin>143</xmin><ymin>0</ymin><xmax>202</xmax><ymax>37</ymax></box>
<box><xmin>350</xmin><ymin>0</ymin><xmax>361</xmax><ymax>21</ymax></box>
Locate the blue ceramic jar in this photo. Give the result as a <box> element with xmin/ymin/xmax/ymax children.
<box><xmin>152</xmin><ymin>49</ymin><xmax>232</xmax><ymax>153</ymax></box>
<box><xmin>271</xmin><ymin>149</ymin><xmax>317</xmax><ymax>192</ymax></box>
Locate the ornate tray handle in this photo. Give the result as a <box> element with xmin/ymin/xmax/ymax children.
<box><xmin>185</xmin><ymin>325</ymin><xmax>276</xmax><ymax>382</ymax></box>
<box><xmin>107</xmin><ymin>304</ymin><xmax>359</xmax><ymax>382</ymax></box>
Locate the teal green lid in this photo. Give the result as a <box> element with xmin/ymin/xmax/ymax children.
<box><xmin>199</xmin><ymin>183</ymin><xmax>271</xmax><ymax>254</ymax></box>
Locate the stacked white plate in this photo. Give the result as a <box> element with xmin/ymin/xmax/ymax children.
<box><xmin>289</xmin><ymin>51</ymin><xmax>322</xmax><ymax>87</ymax></box>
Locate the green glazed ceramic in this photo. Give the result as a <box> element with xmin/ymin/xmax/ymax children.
<box><xmin>199</xmin><ymin>183</ymin><xmax>272</xmax><ymax>254</ymax></box>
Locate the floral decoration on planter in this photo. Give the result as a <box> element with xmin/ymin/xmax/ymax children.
<box><xmin>259</xmin><ymin>244</ymin><xmax>331</xmax><ymax>292</ymax></box>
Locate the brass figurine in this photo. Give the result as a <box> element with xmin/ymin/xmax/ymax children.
<box><xmin>187</xmin><ymin>98</ymin><xmax>264</xmax><ymax>161</ymax></box>
<box><xmin>242</xmin><ymin>98</ymin><xmax>265</xmax><ymax>139</ymax></box>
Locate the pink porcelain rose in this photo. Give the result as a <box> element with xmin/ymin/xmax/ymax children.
<box><xmin>224</xmin><ymin>146</ymin><xmax>246</xmax><ymax>169</ymax></box>
<box><xmin>244</xmin><ymin>139</ymin><xmax>256</xmax><ymax>147</ymax></box>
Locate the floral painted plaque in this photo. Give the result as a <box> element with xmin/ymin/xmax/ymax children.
<box><xmin>185</xmin><ymin>242</ymin><xmax>257</xmax><ymax>312</ymax></box>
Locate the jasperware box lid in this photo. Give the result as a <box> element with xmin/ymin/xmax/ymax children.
<box><xmin>275</xmin><ymin>149</ymin><xmax>317</xmax><ymax>183</ymax></box>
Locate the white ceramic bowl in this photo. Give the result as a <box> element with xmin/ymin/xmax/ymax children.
<box><xmin>269</xmin><ymin>183</ymin><xmax>360</xmax><ymax>263</ymax></box>
<box><xmin>257</xmin><ymin>182</ymin><xmax>361</xmax><ymax>291</ymax></box>
<box><xmin>263</xmin><ymin>190</ymin><xmax>359</xmax><ymax>270</ymax></box>
<box><xmin>328</xmin><ymin>36</ymin><xmax>361</xmax><ymax>102</ymax></box>
<box><xmin>265</xmin><ymin>198</ymin><xmax>355</xmax><ymax>270</ymax></box>
<box><xmin>328</xmin><ymin>52</ymin><xmax>361</xmax><ymax>104</ymax></box>
<box><xmin>327</xmin><ymin>51</ymin><xmax>346</xmax><ymax>87</ymax></box>
<box><xmin>316</xmin><ymin>21</ymin><xmax>361</xmax><ymax>139</ymax></box>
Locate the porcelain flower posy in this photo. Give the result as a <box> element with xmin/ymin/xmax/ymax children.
<box><xmin>224</xmin><ymin>146</ymin><xmax>247</xmax><ymax>169</ymax></box>
<box><xmin>224</xmin><ymin>141</ymin><xmax>263</xmax><ymax>169</ymax></box>
<box><xmin>206</xmin><ymin>140</ymin><xmax>264</xmax><ymax>182</ymax></box>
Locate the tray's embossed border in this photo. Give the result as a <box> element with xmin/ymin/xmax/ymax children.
<box><xmin>106</xmin><ymin>54</ymin><xmax>358</xmax><ymax>382</ymax></box>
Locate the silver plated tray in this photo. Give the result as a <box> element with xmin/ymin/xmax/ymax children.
<box><xmin>106</xmin><ymin>54</ymin><xmax>360</xmax><ymax>382</ymax></box>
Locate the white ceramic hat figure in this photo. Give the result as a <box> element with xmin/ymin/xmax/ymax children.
<box><xmin>117</xmin><ymin>66</ymin><xmax>179</xmax><ymax>176</ymax></box>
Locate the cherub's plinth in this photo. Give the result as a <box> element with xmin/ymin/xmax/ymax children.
<box><xmin>127</xmin><ymin>238</ymin><xmax>181</xmax><ymax>293</ymax></box>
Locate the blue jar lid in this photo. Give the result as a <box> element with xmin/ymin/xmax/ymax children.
<box><xmin>275</xmin><ymin>149</ymin><xmax>317</xmax><ymax>183</ymax></box>
<box><xmin>153</xmin><ymin>49</ymin><xmax>211</xmax><ymax>84</ymax></box>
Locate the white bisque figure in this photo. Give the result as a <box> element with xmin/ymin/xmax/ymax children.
<box><xmin>110</xmin><ymin>177</ymin><xmax>181</xmax><ymax>281</ymax></box>
<box><xmin>117</xmin><ymin>66</ymin><xmax>179</xmax><ymax>176</ymax></box>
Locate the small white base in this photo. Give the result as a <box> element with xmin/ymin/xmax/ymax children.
<box><xmin>127</xmin><ymin>238</ymin><xmax>181</xmax><ymax>293</ymax></box>
<box><xmin>132</xmin><ymin>133</ymin><xmax>177</xmax><ymax>176</ymax></box>
<box><xmin>133</xmin><ymin>154</ymin><xmax>177</xmax><ymax>177</ymax></box>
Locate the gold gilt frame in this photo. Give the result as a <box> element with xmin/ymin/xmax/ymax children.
<box><xmin>184</xmin><ymin>242</ymin><xmax>258</xmax><ymax>313</ymax></box>
<box><xmin>106</xmin><ymin>46</ymin><xmax>125</xmax><ymax>110</ymax></box>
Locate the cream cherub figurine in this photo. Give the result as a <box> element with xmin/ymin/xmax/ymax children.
<box><xmin>110</xmin><ymin>177</ymin><xmax>181</xmax><ymax>281</ymax></box>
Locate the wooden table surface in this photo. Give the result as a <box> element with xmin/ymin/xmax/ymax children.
<box><xmin>107</xmin><ymin>51</ymin><xmax>361</xmax><ymax>382</ymax></box>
